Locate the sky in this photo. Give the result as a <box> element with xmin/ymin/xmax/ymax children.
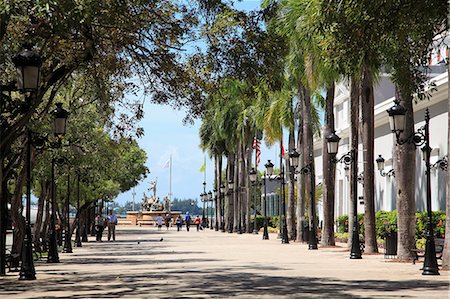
<box><xmin>114</xmin><ymin>1</ymin><xmax>283</xmax><ymax>207</ymax></box>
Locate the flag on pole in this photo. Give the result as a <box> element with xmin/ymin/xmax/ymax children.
<box><xmin>199</xmin><ymin>161</ymin><xmax>206</xmax><ymax>172</ymax></box>
<box><xmin>252</xmin><ymin>136</ymin><xmax>261</xmax><ymax>166</ymax></box>
<box><xmin>280</xmin><ymin>140</ymin><xmax>285</xmax><ymax>158</ymax></box>
<box><xmin>162</xmin><ymin>158</ymin><xmax>170</xmax><ymax>169</ymax></box>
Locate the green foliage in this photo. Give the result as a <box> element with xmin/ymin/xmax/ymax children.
<box><xmin>171</xmin><ymin>198</ymin><xmax>202</xmax><ymax>216</ymax></box>
<box><xmin>336</xmin><ymin>210</ymin><xmax>446</xmax><ymax>240</ymax></box>
<box><xmin>415</xmin><ymin>211</ymin><xmax>446</xmax><ymax>238</ymax></box>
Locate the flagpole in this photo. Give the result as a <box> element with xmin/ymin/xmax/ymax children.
<box><xmin>169</xmin><ymin>154</ymin><xmax>172</xmax><ymax>203</ymax></box>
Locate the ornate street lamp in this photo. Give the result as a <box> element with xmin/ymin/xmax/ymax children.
<box><xmin>265</xmin><ymin>160</ymin><xmax>288</xmax><ymax>244</ymax></box>
<box><xmin>227</xmin><ymin>180</ymin><xmax>234</xmax><ymax>233</ymax></box>
<box><xmin>12</xmin><ymin>47</ymin><xmax>42</xmax><ymax>92</ymax></box>
<box><xmin>48</xmin><ymin>103</ymin><xmax>69</xmax><ymax>264</ymax></box>
<box><xmin>326</xmin><ymin>131</ymin><xmax>361</xmax><ymax>259</ymax></box>
<box><xmin>62</xmin><ymin>165</ymin><xmax>73</xmax><ymax>253</ymax></box>
<box><xmin>431</xmin><ymin>156</ymin><xmax>448</xmax><ymax>171</ymax></box>
<box><xmin>208</xmin><ymin>191</ymin><xmax>213</xmax><ymax>230</ymax></box>
<box><xmin>249</xmin><ymin>168</ymin><xmax>258</xmax><ymax>234</ymax></box>
<box><xmin>75</xmin><ymin>172</ymin><xmax>82</xmax><ymax>247</ymax></box>
<box><xmin>289</xmin><ymin>150</ymin><xmax>317</xmax><ymax>249</ymax></box>
<box><xmin>261</xmin><ymin>172</ymin><xmax>270</xmax><ymax>240</ymax></box>
<box><xmin>376</xmin><ymin>155</ymin><xmax>395</xmax><ymax>177</ymax></box>
<box><xmin>387</xmin><ymin>102</ymin><xmax>439</xmax><ymax>275</ymax></box>
<box><xmin>213</xmin><ymin>189</ymin><xmax>219</xmax><ymax>231</ymax></box>
<box><xmin>14</xmin><ymin>47</ymin><xmax>42</xmax><ymax>280</ymax></box>
<box><xmin>219</xmin><ymin>184</ymin><xmax>226</xmax><ymax>232</ymax></box>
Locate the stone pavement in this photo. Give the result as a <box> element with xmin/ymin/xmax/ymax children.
<box><xmin>0</xmin><ymin>226</ymin><xmax>449</xmax><ymax>298</ymax></box>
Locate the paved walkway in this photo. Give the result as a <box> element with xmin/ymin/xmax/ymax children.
<box><xmin>0</xmin><ymin>226</ymin><xmax>449</xmax><ymax>298</ymax></box>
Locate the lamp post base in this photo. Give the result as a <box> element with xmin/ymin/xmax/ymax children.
<box><xmin>281</xmin><ymin>221</ymin><xmax>289</xmax><ymax>244</ymax></box>
<box><xmin>422</xmin><ymin>235</ymin><xmax>439</xmax><ymax>275</ymax></box>
<box><xmin>308</xmin><ymin>228</ymin><xmax>318</xmax><ymax>250</ymax></box>
<box><xmin>350</xmin><ymin>229</ymin><xmax>362</xmax><ymax>259</ymax></box>
<box><xmin>62</xmin><ymin>230</ymin><xmax>73</xmax><ymax>253</ymax></box>
<box><xmin>18</xmin><ymin>224</ymin><xmax>36</xmax><ymax>280</ymax></box>
<box><xmin>262</xmin><ymin>218</ymin><xmax>269</xmax><ymax>240</ymax></box>
<box><xmin>47</xmin><ymin>232</ymin><xmax>60</xmax><ymax>263</ymax></box>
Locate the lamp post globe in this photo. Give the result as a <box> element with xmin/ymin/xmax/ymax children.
<box><xmin>326</xmin><ymin>131</ymin><xmax>341</xmax><ymax>155</ymax></box>
<box><xmin>288</xmin><ymin>149</ymin><xmax>300</xmax><ymax>169</ymax></box>
<box><xmin>228</xmin><ymin>180</ymin><xmax>234</xmax><ymax>190</ymax></box>
<box><xmin>265</xmin><ymin>160</ymin><xmax>274</xmax><ymax>176</ymax></box>
<box><xmin>249</xmin><ymin>168</ymin><xmax>257</xmax><ymax>183</ymax></box>
<box><xmin>52</xmin><ymin>103</ymin><xmax>69</xmax><ymax>137</ymax></box>
<box><xmin>376</xmin><ymin>155</ymin><xmax>385</xmax><ymax>171</ymax></box>
<box><xmin>220</xmin><ymin>184</ymin><xmax>225</xmax><ymax>194</ymax></box>
<box><xmin>12</xmin><ymin>47</ymin><xmax>42</xmax><ymax>92</ymax></box>
<box><xmin>387</xmin><ymin>101</ymin><xmax>406</xmax><ymax>134</ymax></box>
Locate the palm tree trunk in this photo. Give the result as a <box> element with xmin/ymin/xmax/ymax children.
<box><xmin>233</xmin><ymin>145</ymin><xmax>240</xmax><ymax>232</ymax></box>
<box><xmin>302</xmin><ymin>85</ymin><xmax>316</xmax><ymax>241</ymax></box>
<box><xmin>296</xmin><ymin>86</ymin><xmax>306</xmax><ymax>242</ymax></box>
<box><xmin>443</xmin><ymin>52</ymin><xmax>450</xmax><ymax>269</ymax></box>
<box><xmin>394</xmin><ymin>86</ymin><xmax>417</xmax><ymax>260</ymax></box>
<box><xmin>322</xmin><ymin>83</ymin><xmax>336</xmax><ymax>246</ymax></box>
<box><xmin>361</xmin><ymin>64</ymin><xmax>378</xmax><ymax>253</ymax></box>
<box><xmin>239</xmin><ymin>142</ymin><xmax>247</xmax><ymax>233</ymax></box>
<box><xmin>287</xmin><ymin>128</ymin><xmax>296</xmax><ymax>240</ymax></box>
<box><xmin>349</xmin><ymin>76</ymin><xmax>360</xmax><ymax>249</ymax></box>
<box><xmin>245</xmin><ymin>143</ymin><xmax>252</xmax><ymax>233</ymax></box>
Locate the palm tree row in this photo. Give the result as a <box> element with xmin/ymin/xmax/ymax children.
<box><xmin>197</xmin><ymin>0</ymin><xmax>448</xmax><ymax>269</ymax></box>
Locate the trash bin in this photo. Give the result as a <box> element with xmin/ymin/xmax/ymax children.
<box><xmin>384</xmin><ymin>225</ymin><xmax>397</xmax><ymax>258</ymax></box>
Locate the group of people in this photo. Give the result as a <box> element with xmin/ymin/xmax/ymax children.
<box><xmin>94</xmin><ymin>210</ymin><xmax>118</xmax><ymax>242</ymax></box>
<box><xmin>155</xmin><ymin>212</ymin><xmax>203</xmax><ymax>232</ymax></box>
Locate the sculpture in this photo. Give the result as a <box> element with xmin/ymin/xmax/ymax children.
<box><xmin>142</xmin><ymin>179</ymin><xmax>164</xmax><ymax>211</ymax></box>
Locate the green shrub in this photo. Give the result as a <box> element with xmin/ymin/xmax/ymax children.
<box><xmin>415</xmin><ymin>211</ymin><xmax>446</xmax><ymax>238</ymax></box>
<box><xmin>335</xmin><ymin>232</ymin><xmax>349</xmax><ymax>243</ymax></box>
<box><xmin>336</xmin><ymin>210</ymin><xmax>445</xmax><ymax>240</ymax></box>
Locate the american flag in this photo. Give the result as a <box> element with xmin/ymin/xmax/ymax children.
<box><xmin>252</xmin><ymin>136</ymin><xmax>261</xmax><ymax>166</ymax></box>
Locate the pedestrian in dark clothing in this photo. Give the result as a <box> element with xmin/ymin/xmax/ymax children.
<box><xmin>184</xmin><ymin>212</ymin><xmax>192</xmax><ymax>232</ymax></box>
<box><xmin>95</xmin><ymin>213</ymin><xmax>106</xmax><ymax>242</ymax></box>
<box><xmin>176</xmin><ymin>216</ymin><xmax>183</xmax><ymax>231</ymax></box>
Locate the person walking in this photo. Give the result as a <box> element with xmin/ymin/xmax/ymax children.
<box><xmin>194</xmin><ymin>215</ymin><xmax>201</xmax><ymax>231</ymax></box>
<box><xmin>184</xmin><ymin>212</ymin><xmax>192</xmax><ymax>232</ymax></box>
<box><xmin>107</xmin><ymin>210</ymin><xmax>118</xmax><ymax>241</ymax></box>
<box><xmin>165</xmin><ymin>213</ymin><xmax>171</xmax><ymax>230</ymax></box>
<box><xmin>155</xmin><ymin>214</ymin><xmax>163</xmax><ymax>231</ymax></box>
<box><xmin>176</xmin><ymin>216</ymin><xmax>183</xmax><ymax>231</ymax></box>
<box><xmin>95</xmin><ymin>213</ymin><xmax>106</xmax><ymax>242</ymax></box>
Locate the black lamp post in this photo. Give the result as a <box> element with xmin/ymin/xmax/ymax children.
<box><xmin>208</xmin><ymin>191</ymin><xmax>214</xmax><ymax>230</ymax></box>
<box><xmin>289</xmin><ymin>149</ymin><xmax>318</xmax><ymax>249</ymax></box>
<box><xmin>376</xmin><ymin>155</ymin><xmax>395</xmax><ymax>177</ymax></box>
<box><xmin>13</xmin><ymin>47</ymin><xmax>42</xmax><ymax>280</ymax></box>
<box><xmin>75</xmin><ymin>172</ymin><xmax>82</xmax><ymax>247</ymax></box>
<box><xmin>265</xmin><ymin>159</ymin><xmax>289</xmax><ymax>244</ymax></box>
<box><xmin>227</xmin><ymin>180</ymin><xmax>234</xmax><ymax>233</ymax></box>
<box><xmin>249</xmin><ymin>168</ymin><xmax>258</xmax><ymax>234</ymax></box>
<box><xmin>213</xmin><ymin>189</ymin><xmax>219</xmax><ymax>231</ymax></box>
<box><xmin>219</xmin><ymin>184</ymin><xmax>226</xmax><ymax>232</ymax></box>
<box><xmin>201</xmin><ymin>182</ymin><xmax>207</xmax><ymax>227</ymax></box>
<box><xmin>386</xmin><ymin>102</ymin><xmax>439</xmax><ymax>275</ymax></box>
<box><xmin>326</xmin><ymin>131</ymin><xmax>361</xmax><ymax>258</ymax></box>
<box><xmin>62</xmin><ymin>166</ymin><xmax>73</xmax><ymax>253</ymax></box>
<box><xmin>48</xmin><ymin>103</ymin><xmax>69</xmax><ymax>263</ymax></box>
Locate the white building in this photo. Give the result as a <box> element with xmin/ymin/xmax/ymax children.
<box><xmin>314</xmin><ymin>63</ymin><xmax>448</xmax><ymax>220</ymax></box>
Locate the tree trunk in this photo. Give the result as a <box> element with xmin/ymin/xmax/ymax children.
<box><xmin>443</xmin><ymin>51</ymin><xmax>450</xmax><ymax>269</ymax></box>
<box><xmin>245</xmin><ymin>143</ymin><xmax>252</xmax><ymax>233</ymax></box>
<box><xmin>302</xmin><ymin>85</ymin><xmax>316</xmax><ymax>241</ymax></box>
<box><xmin>287</xmin><ymin>127</ymin><xmax>296</xmax><ymax>240</ymax></box>
<box><xmin>322</xmin><ymin>83</ymin><xmax>336</xmax><ymax>246</ymax></box>
<box><xmin>349</xmin><ymin>76</ymin><xmax>360</xmax><ymax>249</ymax></box>
<box><xmin>233</xmin><ymin>146</ymin><xmax>239</xmax><ymax>232</ymax></box>
<box><xmin>226</xmin><ymin>155</ymin><xmax>235</xmax><ymax>232</ymax></box>
<box><xmin>33</xmin><ymin>180</ymin><xmax>49</xmax><ymax>252</ymax></box>
<box><xmin>11</xmin><ymin>162</ymin><xmax>26</xmax><ymax>258</ymax></box>
<box><xmin>361</xmin><ymin>64</ymin><xmax>378</xmax><ymax>253</ymax></box>
<box><xmin>296</xmin><ymin>85</ymin><xmax>306</xmax><ymax>242</ymax></box>
<box><xmin>395</xmin><ymin>86</ymin><xmax>416</xmax><ymax>261</ymax></box>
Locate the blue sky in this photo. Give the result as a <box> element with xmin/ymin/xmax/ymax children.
<box><xmin>115</xmin><ymin>1</ymin><xmax>282</xmax><ymax>207</ymax></box>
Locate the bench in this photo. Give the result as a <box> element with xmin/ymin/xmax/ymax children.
<box><xmin>5</xmin><ymin>250</ymin><xmax>20</xmax><ymax>272</ymax></box>
<box><xmin>412</xmin><ymin>238</ymin><xmax>444</xmax><ymax>265</ymax></box>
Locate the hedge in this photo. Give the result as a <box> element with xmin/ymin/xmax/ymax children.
<box><xmin>336</xmin><ymin>210</ymin><xmax>446</xmax><ymax>239</ymax></box>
